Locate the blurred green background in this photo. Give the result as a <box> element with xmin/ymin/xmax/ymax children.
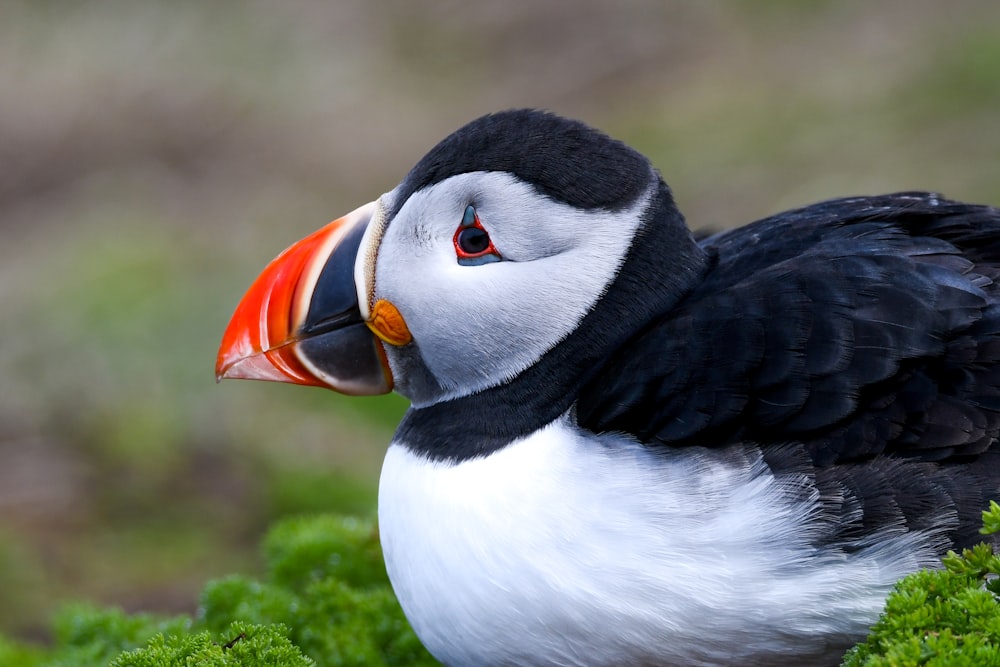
<box><xmin>2</xmin><ymin>0</ymin><xmax>999</xmax><ymax>644</ymax></box>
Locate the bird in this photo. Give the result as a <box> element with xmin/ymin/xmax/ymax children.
<box><xmin>216</xmin><ymin>109</ymin><xmax>1000</xmax><ymax>667</ymax></box>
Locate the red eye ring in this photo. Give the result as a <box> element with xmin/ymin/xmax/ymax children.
<box><xmin>454</xmin><ymin>205</ymin><xmax>501</xmax><ymax>265</ymax></box>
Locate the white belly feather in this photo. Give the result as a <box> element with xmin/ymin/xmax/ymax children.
<box><xmin>378</xmin><ymin>417</ymin><xmax>949</xmax><ymax>667</ymax></box>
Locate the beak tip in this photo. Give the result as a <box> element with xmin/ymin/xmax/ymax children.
<box><xmin>215</xmin><ymin>200</ymin><xmax>393</xmax><ymax>395</ymax></box>
<box><xmin>214</xmin><ymin>348</ymin><xmax>238</xmax><ymax>383</ymax></box>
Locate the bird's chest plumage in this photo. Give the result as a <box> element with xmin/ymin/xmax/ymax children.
<box><xmin>377</xmin><ymin>418</ymin><xmax>945</xmax><ymax>667</ymax></box>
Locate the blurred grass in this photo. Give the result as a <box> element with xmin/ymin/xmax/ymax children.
<box><xmin>1</xmin><ymin>0</ymin><xmax>999</xmax><ymax>644</ymax></box>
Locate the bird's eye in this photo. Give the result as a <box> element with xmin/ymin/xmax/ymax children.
<box><xmin>454</xmin><ymin>205</ymin><xmax>501</xmax><ymax>266</ymax></box>
<box><xmin>456</xmin><ymin>227</ymin><xmax>491</xmax><ymax>254</ymax></box>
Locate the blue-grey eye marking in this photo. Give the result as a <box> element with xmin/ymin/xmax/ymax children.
<box><xmin>462</xmin><ymin>204</ymin><xmax>477</xmax><ymax>227</ymax></box>
<box><xmin>457</xmin><ymin>253</ymin><xmax>502</xmax><ymax>267</ymax></box>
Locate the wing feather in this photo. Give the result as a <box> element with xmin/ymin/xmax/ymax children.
<box><xmin>577</xmin><ymin>193</ymin><xmax>1000</xmax><ymax>468</ymax></box>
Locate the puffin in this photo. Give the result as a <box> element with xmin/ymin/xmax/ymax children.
<box><xmin>216</xmin><ymin>109</ymin><xmax>1000</xmax><ymax>667</ymax></box>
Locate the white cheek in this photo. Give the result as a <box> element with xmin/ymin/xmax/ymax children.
<box><xmin>373</xmin><ymin>173</ymin><xmax>651</xmax><ymax>398</ymax></box>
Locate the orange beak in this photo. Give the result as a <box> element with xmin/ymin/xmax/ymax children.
<box><xmin>215</xmin><ymin>202</ymin><xmax>393</xmax><ymax>395</ymax></box>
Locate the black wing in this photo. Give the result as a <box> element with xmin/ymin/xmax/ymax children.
<box><xmin>576</xmin><ymin>192</ymin><xmax>1000</xmax><ymax>547</ymax></box>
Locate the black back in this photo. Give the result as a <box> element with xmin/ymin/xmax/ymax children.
<box><xmin>576</xmin><ymin>192</ymin><xmax>1000</xmax><ymax>549</ymax></box>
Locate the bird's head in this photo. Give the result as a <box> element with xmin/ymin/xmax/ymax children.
<box><xmin>216</xmin><ymin>110</ymin><xmax>704</xmax><ymax>407</ymax></box>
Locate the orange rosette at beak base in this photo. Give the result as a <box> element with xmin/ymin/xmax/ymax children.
<box><xmin>368</xmin><ymin>299</ymin><xmax>413</xmax><ymax>347</ymax></box>
<box><xmin>216</xmin><ymin>202</ymin><xmax>394</xmax><ymax>396</ymax></box>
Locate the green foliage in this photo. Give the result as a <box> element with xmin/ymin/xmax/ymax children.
<box><xmin>199</xmin><ymin>515</ymin><xmax>433</xmax><ymax>667</ymax></box>
<box><xmin>0</xmin><ymin>515</ymin><xmax>437</xmax><ymax>667</ymax></box>
<box><xmin>981</xmin><ymin>500</ymin><xmax>1000</xmax><ymax>536</ymax></box>
<box><xmin>842</xmin><ymin>502</ymin><xmax>1000</xmax><ymax>666</ymax></box>
<box><xmin>262</xmin><ymin>515</ymin><xmax>388</xmax><ymax>591</ymax></box>
<box><xmin>111</xmin><ymin>622</ymin><xmax>313</xmax><ymax>667</ymax></box>
<box><xmin>41</xmin><ymin>605</ymin><xmax>191</xmax><ymax>667</ymax></box>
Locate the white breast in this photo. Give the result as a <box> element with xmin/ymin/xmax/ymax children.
<box><xmin>378</xmin><ymin>417</ymin><xmax>950</xmax><ymax>667</ymax></box>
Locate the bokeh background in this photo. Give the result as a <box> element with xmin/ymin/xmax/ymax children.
<box><xmin>3</xmin><ymin>0</ymin><xmax>1000</xmax><ymax>644</ymax></box>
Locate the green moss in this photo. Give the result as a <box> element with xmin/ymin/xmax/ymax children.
<box><xmin>0</xmin><ymin>515</ymin><xmax>436</xmax><ymax>667</ymax></box>
<box><xmin>200</xmin><ymin>515</ymin><xmax>434</xmax><ymax>666</ymax></box>
<box><xmin>263</xmin><ymin>515</ymin><xmax>388</xmax><ymax>591</ymax></box>
<box><xmin>20</xmin><ymin>605</ymin><xmax>190</xmax><ymax>667</ymax></box>
<box><xmin>198</xmin><ymin>577</ymin><xmax>298</xmax><ymax>631</ymax></box>
<box><xmin>842</xmin><ymin>502</ymin><xmax>1000</xmax><ymax>666</ymax></box>
<box><xmin>110</xmin><ymin>622</ymin><xmax>314</xmax><ymax>667</ymax></box>
<box><xmin>288</xmin><ymin>578</ymin><xmax>429</xmax><ymax>667</ymax></box>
